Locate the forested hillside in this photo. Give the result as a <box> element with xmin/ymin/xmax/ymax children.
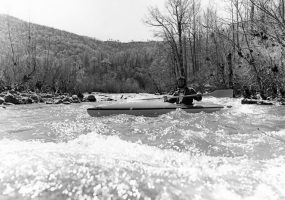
<box><xmin>0</xmin><ymin>15</ymin><xmax>174</xmax><ymax>93</ymax></box>
<box><xmin>1</xmin><ymin>0</ymin><xmax>285</xmax><ymax>99</ymax></box>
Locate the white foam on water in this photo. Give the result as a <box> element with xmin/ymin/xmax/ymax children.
<box><xmin>0</xmin><ymin>131</ymin><xmax>285</xmax><ymax>200</ymax></box>
<box><xmin>1</xmin><ymin>95</ymin><xmax>285</xmax><ymax>199</ymax></box>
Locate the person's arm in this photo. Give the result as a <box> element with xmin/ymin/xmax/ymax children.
<box><xmin>164</xmin><ymin>90</ymin><xmax>179</xmax><ymax>103</ymax></box>
<box><xmin>194</xmin><ymin>93</ymin><xmax>202</xmax><ymax>101</ymax></box>
<box><xmin>186</xmin><ymin>88</ymin><xmax>202</xmax><ymax>101</ymax></box>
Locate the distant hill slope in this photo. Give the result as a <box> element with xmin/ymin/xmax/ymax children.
<box><xmin>0</xmin><ymin>15</ymin><xmax>172</xmax><ymax>93</ymax></box>
<box><xmin>0</xmin><ymin>14</ymin><xmax>157</xmax><ymax>58</ymax></box>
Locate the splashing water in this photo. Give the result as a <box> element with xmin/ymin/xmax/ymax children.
<box><xmin>0</xmin><ymin>96</ymin><xmax>285</xmax><ymax>200</ymax></box>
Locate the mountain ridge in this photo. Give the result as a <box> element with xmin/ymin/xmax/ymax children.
<box><xmin>0</xmin><ymin>14</ymin><xmax>159</xmax><ymax>57</ymax></box>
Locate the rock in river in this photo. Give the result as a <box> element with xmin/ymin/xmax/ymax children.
<box><xmin>4</xmin><ymin>93</ymin><xmax>21</xmax><ymax>104</ymax></box>
<box><xmin>86</xmin><ymin>94</ymin><xmax>96</xmax><ymax>102</ymax></box>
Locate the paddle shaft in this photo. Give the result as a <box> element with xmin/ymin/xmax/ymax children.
<box><xmin>141</xmin><ymin>93</ymin><xmax>202</xmax><ymax>101</ymax></box>
<box><xmin>165</xmin><ymin>93</ymin><xmax>201</xmax><ymax>99</ymax></box>
<box><xmin>141</xmin><ymin>89</ymin><xmax>233</xmax><ymax>100</ymax></box>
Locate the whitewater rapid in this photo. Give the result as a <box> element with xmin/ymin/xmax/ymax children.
<box><xmin>0</xmin><ymin>94</ymin><xmax>285</xmax><ymax>200</ymax></box>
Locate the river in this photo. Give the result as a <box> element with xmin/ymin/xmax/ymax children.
<box><xmin>0</xmin><ymin>95</ymin><xmax>285</xmax><ymax>200</ymax></box>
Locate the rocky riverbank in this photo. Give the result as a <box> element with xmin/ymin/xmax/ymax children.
<box><xmin>241</xmin><ymin>98</ymin><xmax>285</xmax><ymax>105</ymax></box>
<box><xmin>0</xmin><ymin>90</ymin><xmax>164</xmax><ymax>107</ymax></box>
<box><xmin>0</xmin><ymin>90</ymin><xmax>99</xmax><ymax>106</ymax></box>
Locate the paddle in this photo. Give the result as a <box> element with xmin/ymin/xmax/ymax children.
<box><xmin>140</xmin><ymin>89</ymin><xmax>233</xmax><ymax>101</ymax></box>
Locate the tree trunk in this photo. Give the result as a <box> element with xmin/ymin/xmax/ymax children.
<box><xmin>236</xmin><ymin>0</ymin><xmax>240</xmax><ymax>50</ymax></box>
<box><xmin>250</xmin><ymin>0</ymin><xmax>255</xmax><ymax>31</ymax></box>
<box><xmin>227</xmin><ymin>53</ymin><xmax>234</xmax><ymax>89</ymax></box>
<box><xmin>177</xmin><ymin>21</ymin><xmax>184</xmax><ymax>77</ymax></box>
<box><xmin>281</xmin><ymin>0</ymin><xmax>285</xmax><ymax>22</ymax></box>
<box><xmin>183</xmin><ymin>36</ymin><xmax>188</xmax><ymax>81</ymax></box>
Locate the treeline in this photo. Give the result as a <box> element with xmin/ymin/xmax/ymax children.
<box><xmin>146</xmin><ymin>0</ymin><xmax>285</xmax><ymax>98</ymax></box>
<box><xmin>0</xmin><ymin>41</ymin><xmax>171</xmax><ymax>93</ymax></box>
<box><xmin>1</xmin><ymin>0</ymin><xmax>285</xmax><ymax>97</ymax></box>
<box><xmin>0</xmin><ymin>15</ymin><xmax>174</xmax><ymax>94</ymax></box>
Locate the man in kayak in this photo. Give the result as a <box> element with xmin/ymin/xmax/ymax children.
<box><xmin>164</xmin><ymin>77</ymin><xmax>202</xmax><ymax>105</ymax></box>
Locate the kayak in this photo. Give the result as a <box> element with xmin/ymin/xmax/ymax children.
<box><xmin>87</xmin><ymin>101</ymin><xmax>224</xmax><ymax>117</ymax></box>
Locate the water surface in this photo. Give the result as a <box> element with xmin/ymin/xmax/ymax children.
<box><xmin>0</xmin><ymin>96</ymin><xmax>285</xmax><ymax>200</ymax></box>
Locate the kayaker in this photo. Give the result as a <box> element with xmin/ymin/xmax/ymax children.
<box><xmin>242</xmin><ymin>85</ymin><xmax>252</xmax><ymax>99</ymax></box>
<box><xmin>164</xmin><ymin>77</ymin><xmax>202</xmax><ymax>105</ymax></box>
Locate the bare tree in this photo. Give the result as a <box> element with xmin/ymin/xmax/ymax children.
<box><xmin>6</xmin><ymin>17</ymin><xmax>17</xmax><ymax>68</ymax></box>
<box><xmin>146</xmin><ymin>0</ymin><xmax>193</xmax><ymax>79</ymax></box>
<box><xmin>188</xmin><ymin>0</ymin><xmax>201</xmax><ymax>76</ymax></box>
<box><xmin>249</xmin><ymin>0</ymin><xmax>285</xmax><ymax>47</ymax></box>
<box><xmin>23</xmin><ymin>21</ymin><xmax>38</xmax><ymax>85</ymax></box>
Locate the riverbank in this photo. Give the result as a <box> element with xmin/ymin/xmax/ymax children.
<box><xmin>241</xmin><ymin>98</ymin><xmax>285</xmax><ymax>105</ymax></box>
<box><xmin>0</xmin><ymin>90</ymin><xmax>160</xmax><ymax>106</ymax></box>
<box><xmin>2</xmin><ymin>89</ymin><xmax>285</xmax><ymax>108</ymax></box>
<box><xmin>0</xmin><ymin>90</ymin><xmax>97</xmax><ymax>106</ymax></box>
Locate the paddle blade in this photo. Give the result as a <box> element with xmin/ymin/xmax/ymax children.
<box><xmin>207</xmin><ymin>89</ymin><xmax>233</xmax><ymax>98</ymax></box>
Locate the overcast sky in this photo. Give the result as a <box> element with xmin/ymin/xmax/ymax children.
<box><xmin>0</xmin><ymin>0</ymin><xmax>224</xmax><ymax>42</ymax></box>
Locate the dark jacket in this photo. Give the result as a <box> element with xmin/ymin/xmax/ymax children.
<box><xmin>167</xmin><ymin>87</ymin><xmax>202</xmax><ymax>105</ymax></box>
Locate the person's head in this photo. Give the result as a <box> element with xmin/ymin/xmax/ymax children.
<box><xmin>177</xmin><ymin>77</ymin><xmax>186</xmax><ymax>88</ymax></box>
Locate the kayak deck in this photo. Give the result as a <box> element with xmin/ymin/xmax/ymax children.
<box><xmin>87</xmin><ymin>101</ymin><xmax>224</xmax><ymax>117</ymax></box>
